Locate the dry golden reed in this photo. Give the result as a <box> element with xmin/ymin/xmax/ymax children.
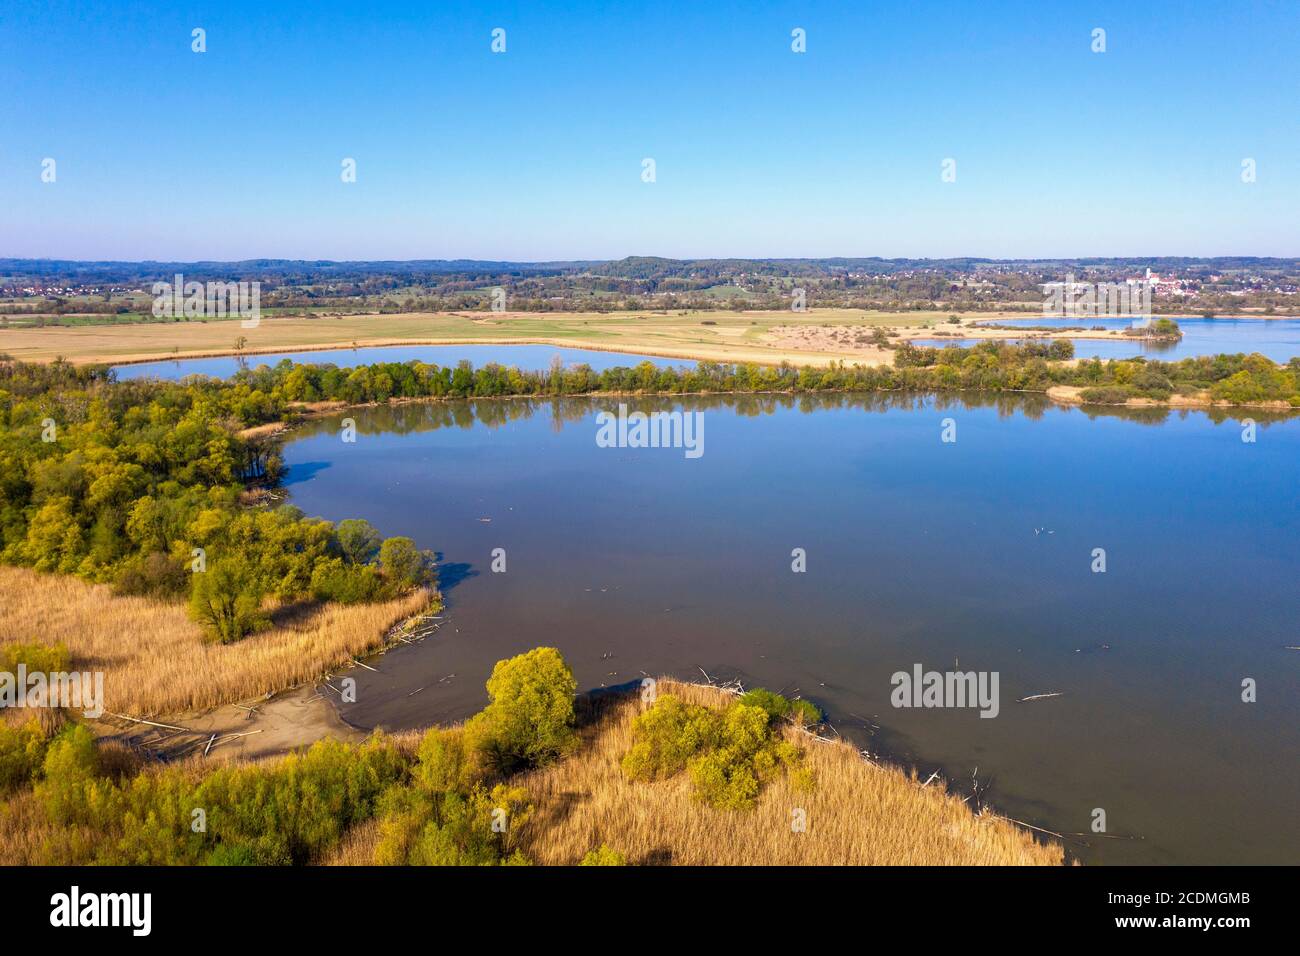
<box><xmin>512</xmin><ymin>680</ymin><xmax>1063</xmax><ymax>866</ymax></box>
<box><xmin>0</xmin><ymin>565</ymin><xmax>430</xmax><ymax>717</ymax></box>
<box><xmin>323</xmin><ymin>680</ymin><xmax>1063</xmax><ymax>867</ymax></box>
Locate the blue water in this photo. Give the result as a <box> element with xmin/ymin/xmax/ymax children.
<box><xmin>112</xmin><ymin>344</ymin><xmax>691</xmax><ymax>381</ymax></box>
<box><xmin>936</xmin><ymin>316</ymin><xmax>1300</xmax><ymax>362</ymax></box>
<box><xmin>280</xmin><ymin>392</ymin><xmax>1300</xmax><ymax>865</ymax></box>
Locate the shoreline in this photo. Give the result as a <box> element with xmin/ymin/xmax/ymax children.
<box><xmin>237</xmin><ymin>385</ymin><xmax>1298</xmax><ymax>433</ymax></box>
<box><xmin>7</xmin><ymin>310</ymin><xmax>1292</xmax><ymax>371</ymax></box>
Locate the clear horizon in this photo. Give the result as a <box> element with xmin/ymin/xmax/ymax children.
<box><xmin>2</xmin><ymin>0</ymin><xmax>1296</xmax><ymax>261</ymax></box>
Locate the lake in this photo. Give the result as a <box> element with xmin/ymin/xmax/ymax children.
<box><xmin>110</xmin><ymin>318</ymin><xmax>1300</xmax><ymax>385</ymax></box>
<box><xmin>112</xmin><ymin>343</ymin><xmax>691</xmax><ymax>381</ymax></box>
<box><xmin>280</xmin><ymin>391</ymin><xmax>1300</xmax><ymax>865</ymax></box>
<box><xmin>919</xmin><ymin>315</ymin><xmax>1300</xmax><ymax>362</ymax></box>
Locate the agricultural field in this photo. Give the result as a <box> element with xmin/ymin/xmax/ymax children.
<box><xmin>0</xmin><ymin>308</ymin><xmax>1022</xmax><ymax>367</ymax></box>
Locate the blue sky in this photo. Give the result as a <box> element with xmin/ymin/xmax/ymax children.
<box><xmin>1</xmin><ymin>0</ymin><xmax>1296</xmax><ymax>260</ymax></box>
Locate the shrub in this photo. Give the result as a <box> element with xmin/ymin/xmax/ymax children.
<box><xmin>1</xmin><ymin>642</ymin><xmax>76</xmax><ymax>732</ymax></box>
<box><xmin>112</xmin><ymin>551</ymin><xmax>188</xmax><ymax>598</ymax></box>
<box><xmin>621</xmin><ymin>695</ymin><xmax>720</xmax><ymax>781</ymax></box>
<box><xmin>788</xmin><ymin>699</ymin><xmax>823</xmax><ymax>726</ymax></box>
<box><xmin>1079</xmin><ymin>386</ymin><xmax>1134</xmax><ymax>405</ymax></box>
<box><xmin>1132</xmin><ymin>365</ymin><xmax>1174</xmax><ymax>398</ymax></box>
<box><xmin>186</xmin><ymin>735</ymin><xmax>404</xmax><ymax>865</ymax></box>
<box><xmin>0</xmin><ymin>719</ymin><xmax>47</xmax><ymax>792</ymax></box>
<box><xmin>1</xmin><ymin>641</ymin><xmax>71</xmax><ymax>675</ymax></box>
<box><xmin>336</xmin><ymin>519</ymin><xmax>381</xmax><ymax>565</ymax></box>
<box><xmin>737</xmin><ymin>688</ymin><xmax>823</xmax><ymax>726</ymax></box>
<box><xmin>375</xmin><ymin>782</ymin><xmax>533</xmax><ymax>866</ymax></box>
<box><xmin>378</xmin><ymin>536</ymin><xmax>428</xmax><ymax>591</ymax></box>
<box><xmin>1047</xmin><ymin>339</ymin><xmax>1075</xmax><ymax>361</ymax></box>
<box><xmin>686</xmin><ymin>703</ymin><xmax>804</xmax><ymax>810</ymax></box>
<box><xmin>580</xmin><ymin>844</ymin><xmax>627</xmax><ymax>866</ymax></box>
<box><xmin>737</xmin><ymin>688</ymin><xmax>790</xmax><ymax>720</ymax></box>
<box><xmin>415</xmin><ymin>726</ymin><xmax>486</xmax><ymax>794</ymax></box>
<box><xmin>35</xmin><ymin>723</ymin><xmax>100</xmax><ymax>823</ymax></box>
<box><xmin>310</xmin><ymin>557</ymin><xmax>384</xmax><ymax>604</ymax></box>
<box><xmin>469</xmin><ymin>648</ymin><xmax>577</xmax><ymax>773</ymax></box>
<box><xmin>623</xmin><ymin>694</ymin><xmax>813</xmax><ymax>810</ymax></box>
<box><xmin>187</xmin><ymin>557</ymin><xmax>269</xmax><ymax>643</ymax></box>
<box><xmin>407</xmin><ymin>784</ymin><xmax>532</xmax><ymax>866</ymax></box>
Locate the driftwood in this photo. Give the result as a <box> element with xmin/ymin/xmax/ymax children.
<box><xmin>1017</xmin><ymin>692</ymin><xmax>1063</xmax><ymax>702</ymax></box>
<box><xmin>107</xmin><ymin>713</ymin><xmax>192</xmax><ymax>733</ymax></box>
<box><xmin>351</xmin><ymin>657</ymin><xmax>378</xmax><ymax>672</ymax></box>
<box><xmin>1003</xmin><ymin>816</ymin><xmax>1074</xmax><ymax>842</ymax></box>
<box><xmin>210</xmin><ymin>730</ymin><xmax>263</xmax><ymax>748</ymax></box>
<box><xmin>203</xmin><ymin>734</ymin><xmax>217</xmax><ymax>757</ymax></box>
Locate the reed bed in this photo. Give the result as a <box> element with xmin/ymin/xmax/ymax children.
<box><xmin>323</xmin><ymin>680</ymin><xmax>1063</xmax><ymax>866</ymax></box>
<box><xmin>0</xmin><ymin>565</ymin><xmax>430</xmax><ymax>717</ymax></box>
<box><xmin>512</xmin><ymin>680</ymin><xmax>1063</xmax><ymax>866</ymax></box>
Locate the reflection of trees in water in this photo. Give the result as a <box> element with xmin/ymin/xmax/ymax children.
<box><xmin>292</xmin><ymin>389</ymin><xmax>1293</xmax><ymax>440</ymax></box>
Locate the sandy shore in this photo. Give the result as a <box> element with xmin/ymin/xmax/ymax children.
<box><xmin>93</xmin><ymin>684</ymin><xmax>363</xmax><ymax>763</ymax></box>
<box><xmin>1045</xmin><ymin>384</ymin><xmax>1294</xmax><ymax>411</ymax></box>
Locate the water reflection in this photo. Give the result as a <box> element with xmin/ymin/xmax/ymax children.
<box><xmin>288</xmin><ymin>389</ymin><xmax>1291</xmax><ymax>440</ymax></box>
<box><xmin>280</xmin><ymin>384</ymin><xmax>1300</xmax><ymax>865</ymax></box>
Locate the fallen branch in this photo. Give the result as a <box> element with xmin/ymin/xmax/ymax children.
<box><xmin>209</xmin><ymin>730</ymin><xmax>264</xmax><ymax>750</ymax></box>
<box><xmin>106</xmin><ymin>713</ymin><xmax>193</xmax><ymax>733</ymax></box>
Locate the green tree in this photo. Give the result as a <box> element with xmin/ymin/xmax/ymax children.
<box><xmin>336</xmin><ymin>518</ymin><xmax>381</xmax><ymax>564</ymax></box>
<box><xmin>468</xmin><ymin>647</ymin><xmax>577</xmax><ymax>773</ymax></box>
<box><xmin>378</xmin><ymin>536</ymin><xmax>426</xmax><ymax>590</ymax></box>
<box><xmin>187</xmin><ymin>557</ymin><xmax>269</xmax><ymax>643</ymax></box>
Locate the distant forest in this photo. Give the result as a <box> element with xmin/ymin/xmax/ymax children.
<box><xmin>3</xmin><ymin>256</ymin><xmax>1298</xmax><ymax>317</ymax></box>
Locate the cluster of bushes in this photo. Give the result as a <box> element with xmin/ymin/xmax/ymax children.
<box><xmin>34</xmin><ymin>724</ymin><xmax>407</xmax><ymax>865</ymax></box>
<box><xmin>891</xmin><ymin>340</ymin><xmax>1298</xmax><ymax>404</ymax></box>
<box><xmin>366</xmin><ymin>645</ymin><xmax>583</xmax><ymax>865</ymax></box>
<box><xmin>1123</xmin><ymin>318</ymin><xmax>1182</xmax><ymax>340</ymax></box>
<box><xmin>220</xmin><ymin>343</ymin><xmax>1299</xmax><ymax>406</ymax></box>
<box><xmin>4</xmin><ymin>647</ymin><xmax>582</xmax><ymax>865</ymax></box>
<box><xmin>1208</xmin><ymin>355</ymin><xmax>1300</xmax><ymax>404</ymax></box>
<box><xmin>0</xmin><ymin>719</ymin><xmax>47</xmax><ymax>793</ymax></box>
<box><xmin>2</xmin><ymin>345</ymin><xmax>1294</xmax><ymax>620</ymax></box>
<box><xmin>622</xmin><ymin>689</ymin><xmax>818</xmax><ymax>810</ymax></box>
<box><xmin>896</xmin><ymin>337</ymin><xmax>1075</xmax><ymax>368</ymax></box>
<box><xmin>4</xmin><ymin>647</ymin><xmax>834</xmax><ymax>863</ymax></box>
<box><xmin>0</xmin><ymin>359</ymin><xmax>434</xmax><ymax>642</ymax></box>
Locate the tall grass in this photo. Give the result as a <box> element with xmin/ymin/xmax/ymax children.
<box><xmin>513</xmin><ymin>680</ymin><xmax>1063</xmax><ymax>866</ymax></box>
<box><xmin>321</xmin><ymin>680</ymin><xmax>1064</xmax><ymax>866</ymax></box>
<box><xmin>0</xmin><ymin>566</ymin><xmax>431</xmax><ymax>717</ymax></box>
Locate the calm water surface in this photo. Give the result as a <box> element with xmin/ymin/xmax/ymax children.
<box><xmin>281</xmin><ymin>392</ymin><xmax>1299</xmax><ymax>865</ymax></box>
<box><xmin>930</xmin><ymin>315</ymin><xmax>1300</xmax><ymax>362</ymax></box>
<box><xmin>113</xmin><ymin>344</ymin><xmax>690</xmax><ymax>381</ymax></box>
